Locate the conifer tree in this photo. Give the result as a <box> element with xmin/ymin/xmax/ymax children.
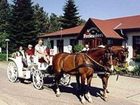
<box><xmin>48</xmin><ymin>13</ymin><xmax>61</xmax><ymax>33</ymax></box>
<box><xmin>61</xmin><ymin>0</ymin><xmax>80</xmax><ymax>29</ymax></box>
<box><xmin>9</xmin><ymin>0</ymin><xmax>36</xmax><ymax>49</ymax></box>
<box><xmin>0</xmin><ymin>0</ymin><xmax>10</xmax><ymax>48</ymax></box>
<box><xmin>33</xmin><ymin>4</ymin><xmax>49</xmax><ymax>34</ymax></box>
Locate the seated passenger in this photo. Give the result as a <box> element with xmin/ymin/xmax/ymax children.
<box><xmin>18</xmin><ymin>46</ymin><xmax>27</xmax><ymax>67</ymax></box>
<box><xmin>35</xmin><ymin>38</ymin><xmax>50</xmax><ymax>64</ymax></box>
<box><xmin>26</xmin><ymin>44</ymin><xmax>34</xmax><ymax>63</ymax></box>
<box><xmin>82</xmin><ymin>44</ymin><xmax>89</xmax><ymax>51</ymax></box>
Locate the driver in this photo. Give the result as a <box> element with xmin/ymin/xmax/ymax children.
<box><xmin>35</xmin><ymin>38</ymin><xmax>50</xmax><ymax>64</ymax></box>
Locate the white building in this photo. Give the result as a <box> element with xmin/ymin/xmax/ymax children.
<box><xmin>39</xmin><ymin>15</ymin><xmax>140</xmax><ymax>62</ymax></box>
<box><xmin>39</xmin><ymin>25</ymin><xmax>83</xmax><ymax>55</ymax></box>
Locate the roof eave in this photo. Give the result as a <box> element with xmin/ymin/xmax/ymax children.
<box><xmin>38</xmin><ymin>33</ymin><xmax>79</xmax><ymax>38</ymax></box>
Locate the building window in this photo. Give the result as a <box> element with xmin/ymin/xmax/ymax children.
<box><xmin>57</xmin><ymin>40</ymin><xmax>63</xmax><ymax>53</ymax></box>
<box><xmin>50</xmin><ymin>40</ymin><xmax>54</xmax><ymax>49</ymax></box>
<box><xmin>70</xmin><ymin>39</ymin><xmax>77</xmax><ymax>46</ymax></box>
<box><xmin>70</xmin><ymin>39</ymin><xmax>78</xmax><ymax>52</ymax></box>
<box><xmin>135</xmin><ymin>38</ymin><xmax>140</xmax><ymax>44</ymax></box>
<box><xmin>107</xmin><ymin>39</ymin><xmax>113</xmax><ymax>45</ymax></box>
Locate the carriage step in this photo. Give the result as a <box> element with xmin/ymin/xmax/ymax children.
<box><xmin>22</xmin><ymin>67</ymin><xmax>28</xmax><ymax>71</ymax></box>
<box><xmin>22</xmin><ymin>71</ymin><xmax>30</xmax><ymax>79</ymax></box>
<box><xmin>43</xmin><ymin>74</ymin><xmax>54</xmax><ymax>78</ymax></box>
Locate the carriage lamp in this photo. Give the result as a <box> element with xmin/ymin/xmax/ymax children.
<box><xmin>5</xmin><ymin>38</ymin><xmax>10</xmax><ymax>61</ymax></box>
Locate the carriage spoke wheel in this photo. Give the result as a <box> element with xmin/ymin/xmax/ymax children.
<box><xmin>33</xmin><ymin>70</ymin><xmax>44</xmax><ymax>90</ymax></box>
<box><xmin>60</xmin><ymin>74</ymin><xmax>71</xmax><ymax>86</ymax></box>
<box><xmin>7</xmin><ymin>61</ymin><xmax>18</xmax><ymax>83</ymax></box>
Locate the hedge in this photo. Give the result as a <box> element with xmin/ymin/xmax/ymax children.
<box><xmin>0</xmin><ymin>53</ymin><xmax>6</xmax><ymax>61</ymax></box>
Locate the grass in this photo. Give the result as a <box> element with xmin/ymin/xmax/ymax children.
<box><xmin>0</xmin><ymin>53</ymin><xmax>6</xmax><ymax>61</ymax></box>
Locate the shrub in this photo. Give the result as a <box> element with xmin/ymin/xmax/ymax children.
<box><xmin>114</xmin><ymin>65</ymin><xmax>128</xmax><ymax>74</ymax></box>
<box><xmin>132</xmin><ymin>66</ymin><xmax>140</xmax><ymax>76</ymax></box>
<box><xmin>73</xmin><ymin>44</ymin><xmax>84</xmax><ymax>52</ymax></box>
<box><xmin>0</xmin><ymin>53</ymin><xmax>6</xmax><ymax>61</ymax></box>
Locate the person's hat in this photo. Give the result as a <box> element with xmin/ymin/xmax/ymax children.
<box><xmin>28</xmin><ymin>44</ymin><xmax>32</xmax><ymax>48</ymax></box>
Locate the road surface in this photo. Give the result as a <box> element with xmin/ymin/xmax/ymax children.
<box><xmin>0</xmin><ymin>62</ymin><xmax>140</xmax><ymax>105</ymax></box>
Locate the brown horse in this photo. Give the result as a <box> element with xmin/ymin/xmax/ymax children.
<box><xmin>77</xmin><ymin>46</ymin><xmax>128</xmax><ymax>101</ymax></box>
<box><xmin>52</xmin><ymin>48</ymin><xmax>113</xmax><ymax>104</ymax></box>
<box><xmin>97</xmin><ymin>46</ymin><xmax>128</xmax><ymax>100</ymax></box>
<box><xmin>81</xmin><ymin>47</ymin><xmax>114</xmax><ymax>100</ymax></box>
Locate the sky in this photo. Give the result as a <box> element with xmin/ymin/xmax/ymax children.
<box><xmin>9</xmin><ymin>0</ymin><xmax>140</xmax><ymax>21</ymax></box>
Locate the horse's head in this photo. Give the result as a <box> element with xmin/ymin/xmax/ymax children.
<box><xmin>113</xmin><ymin>47</ymin><xmax>128</xmax><ymax>63</ymax></box>
<box><xmin>86</xmin><ymin>47</ymin><xmax>116</xmax><ymax>74</ymax></box>
<box><xmin>99</xmin><ymin>47</ymin><xmax>115</xmax><ymax>73</ymax></box>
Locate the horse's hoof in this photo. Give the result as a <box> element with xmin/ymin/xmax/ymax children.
<box><xmin>103</xmin><ymin>97</ymin><xmax>107</xmax><ymax>102</ymax></box>
<box><xmin>87</xmin><ymin>97</ymin><xmax>93</xmax><ymax>103</ymax></box>
<box><xmin>85</xmin><ymin>93</ymin><xmax>93</xmax><ymax>103</ymax></box>
<box><xmin>56</xmin><ymin>94</ymin><xmax>61</xmax><ymax>97</ymax></box>
<box><xmin>81</xmin><ymin>100</ymin><xmax>86</xmax><ymax>105</ymax></box>
<box><xmin>80</xmin><ymin>96</ymin><xmax>86</xmax><ymax>104</ymax></box>
<box><xmin>106</xmin><ymin>90</ymin><xmax>110</xmax><ymax>93</ymax></box>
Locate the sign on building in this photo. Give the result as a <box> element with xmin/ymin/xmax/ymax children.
<box><xmin>83</xmin><ymin>27</ymin><xmax>103</xmax><ymax>38</ymax></box>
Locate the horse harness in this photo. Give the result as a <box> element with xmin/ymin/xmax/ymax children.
<box><xmin>85</xmin><ymin>54</ymin><xmax>112</xmax><ymax>75</ymax></box>
<box><xmin>60</xmin><ymin>52</ymin><xmax>112</xmax><ymax>75</ymax></box>
<box><xmin>62</xmin><ymin>53</ymin><xmax>93</xmax><ymax>73</ymax></box>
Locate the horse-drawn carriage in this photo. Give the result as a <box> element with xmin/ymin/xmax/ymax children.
<box><xmin>7</xmin><ymin>51</ymin><xmax>71</xmax><ymax>90</ymax></box>
<box><xmin>7</xmin><ymin>45</ymin><xmax>128</xmax><ymax>104</ymax></box>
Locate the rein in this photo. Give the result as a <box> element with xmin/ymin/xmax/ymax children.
<box><xmin>85</xmin><ymin>53</ymin><xmax>113</xmax><ymax>75</ymax></box>
<box><xmin>84</xmin><ymin>53</ymin><xmax>106</xmax><ymax>69</ymax></box>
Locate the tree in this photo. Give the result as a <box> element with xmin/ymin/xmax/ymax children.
<box><xmin>0</xmin><ymin>0</ymin><xmax>10</xmax><ymax>48</ymax></box>
<box><xmin>9</xmin><ymin>0</ymin><xmax>36</xmax><ymax>49</ymax></box>
<box><xmin>48</xmin><ymin>13</ymin><xmax>61</xmax><ymax>33</ymax></box>
<box><xmin>61</xmin><ymin>0</ymin><xmax>80</xmax><ymax>29</ymax></box>
<box><xmin>33</xmin><ymin>4</ymin><xmax>49</xmax><ymax>34</ymax></box>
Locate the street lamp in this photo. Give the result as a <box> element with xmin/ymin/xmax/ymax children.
<box><xmin>5</xmin><ymin>38</ymin><xmax>10</xmax><ymax>61</ymax></box>
<box><xmin>60</xmin><ymin>27</ymin><xmax>63</xmax><ymax>40</ymax></box>
<box><xmin>60</xmin><ymin>27</ymin><xmax>63</xmax><ymax>52</ymax></box>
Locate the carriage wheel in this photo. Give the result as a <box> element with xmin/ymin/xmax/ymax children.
<box><xmin>7</xmin><ymin>61</ymin><xmax>18</xmax><ymax>83</ymax></box>
<box><xmin>60</xmin><ymin>74</ymin><xmax>71</xmax><ymax>86</ymax></box>
<box><xmin>32</xmin><ymin>70</ymin><xmax>44</xmax><ymax>90</ymax></box>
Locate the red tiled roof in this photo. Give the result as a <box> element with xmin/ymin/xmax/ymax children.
<box><xmin>106</xmin><ymin>15</ymin><xmax>140</xmax><ymax>30</ymax></box>
<box><xmin>91</xmin><ymin>18</ymin><xmax>123</xmax><ymax>39</ymax></box>
<box><xmin>90</xmin><ymin>15</ymin><xmax>140</xmax><ymax>39</ymax></box>
<box><xmin>39</xmin><ymin>15</ymin><xmax>140</xmax><ymax>39</ymax></box>
<box><xmin>39</xmin><ymin>25</ymin><xmax>84</xmax><ymax>37</ymax></box>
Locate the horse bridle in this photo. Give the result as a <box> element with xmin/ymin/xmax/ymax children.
<box><xmin>85</xmin><ymin>53</ymin><xmax>113</xmax><ymax>75</ymax></box>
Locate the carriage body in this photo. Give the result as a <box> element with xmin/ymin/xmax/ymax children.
<box><xmin>7</xmin><ymin>52</ymin><xmax>52</xmax><ymax>89</ymax></box>
<box><xmin>7</xmin><ymin>52</ymin><xmax>70</xmax><ymax>90</ymax></box>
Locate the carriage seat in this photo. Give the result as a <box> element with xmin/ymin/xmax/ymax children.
<box><xmin>38</xmin><ymin>48</ymin><xmax>51</xmax><ymax>63</ymax></box>
<box><xmin>38</xmin><ymin>57</ymin><xmax>46</xmax><ymax>63</ymax></box>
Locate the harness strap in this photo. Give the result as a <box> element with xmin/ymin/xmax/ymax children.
<box><xmin>85</xmin><ymin>53</ymin><xmax>105</xmax><ymax>69</ymax></box>
<box><xmin>97</xmin><ymin>72</ymin><xmax>110</xmax><ymax>75</ymax></box>
<box><xmin>65</xmin><ymin>63</ymin><xmax>94</xmax><ymax>73</ymax></box>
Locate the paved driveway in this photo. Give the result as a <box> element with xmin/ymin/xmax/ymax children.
<box><xmin>0</xmin><ymin>61</ymin><xmax>140</xmax><ymax>105</ymax></box>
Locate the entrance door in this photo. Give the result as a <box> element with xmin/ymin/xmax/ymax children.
<box><xmin>57</xmin><ymin>40</ymin><xmax>63</xmax><ymax>53</ymax></box>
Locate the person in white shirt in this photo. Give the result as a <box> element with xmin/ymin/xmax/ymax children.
<box><xmin>18</xmin><ymin>46</ymin><xmax>27</xmax><ymax>67</ymax></box>
<box><xmin>35</xmin><ymin>38</ymin><xmax>50</xmax><ymax>64</ymax></box>
<box><xmin>82</xmin><ymin>44</ymin><xmax>89</xmax><ymax>51</ymax></box>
